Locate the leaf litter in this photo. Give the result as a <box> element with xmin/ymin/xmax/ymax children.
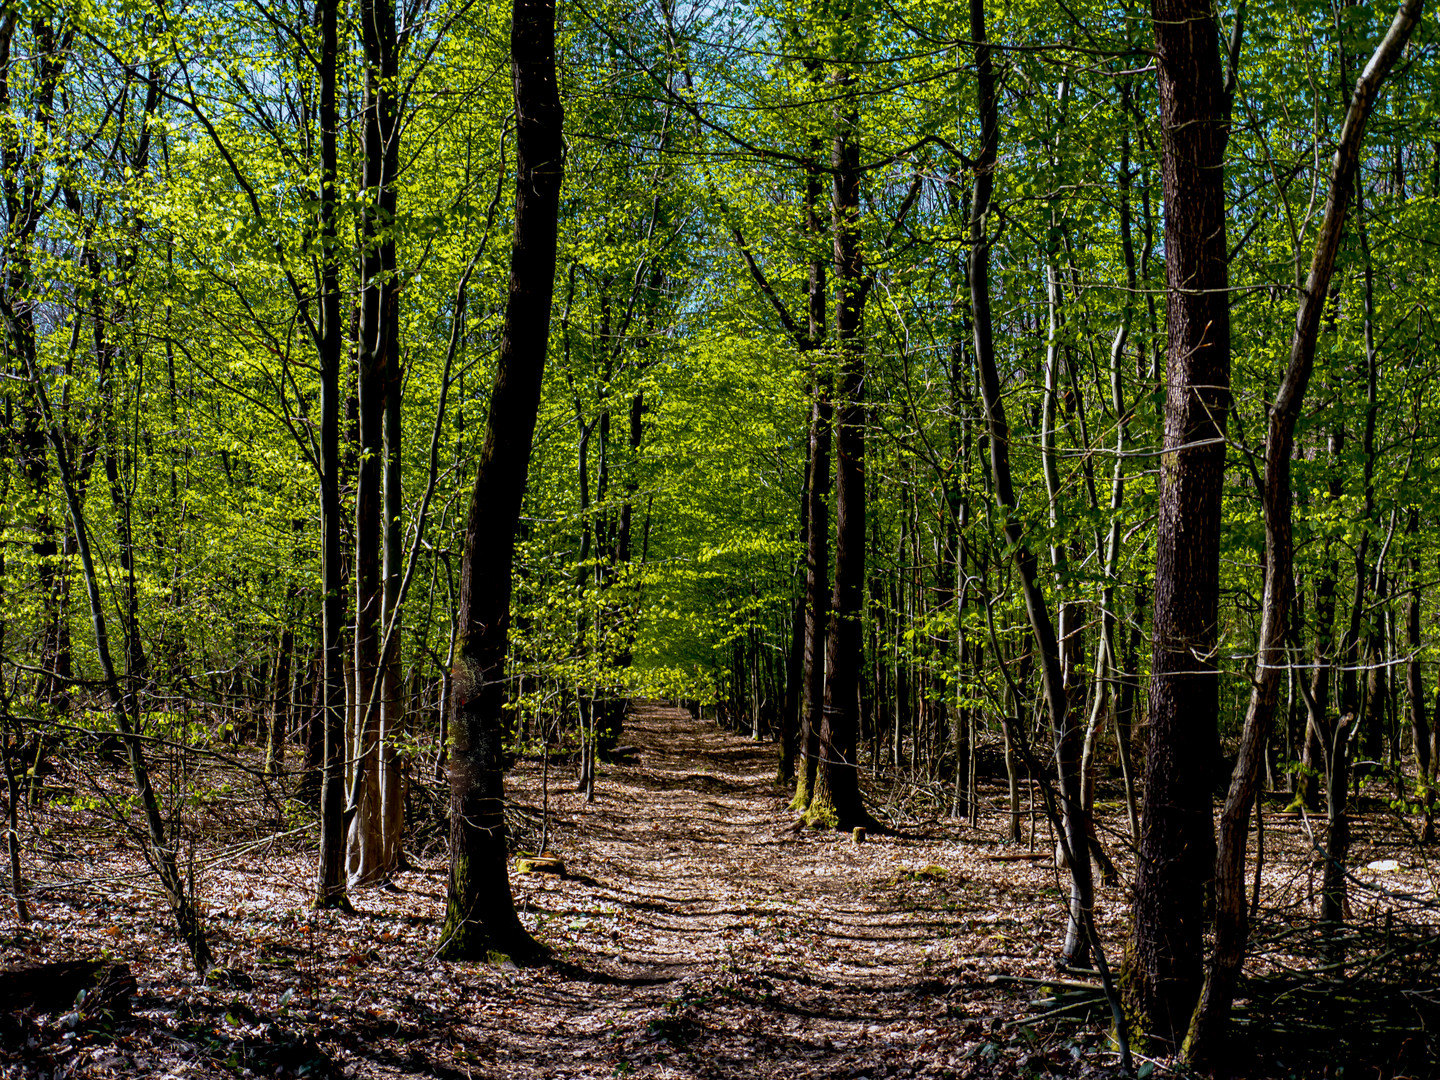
<box><xmin>3</xmin><ymin>701</ymin><xmax>1436</xmax><ymax>1078</ymax></box>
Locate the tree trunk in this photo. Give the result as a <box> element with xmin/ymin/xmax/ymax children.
<box><xmin>266</xmin><ymin>589</ymin><xmax>297</xmax><ymax>777</ymax></box>
<box><xmin>778</xmin><ymin>477</ymin><xmax>806</xmax><ymax>783</ymax></box>
<box><xmin>314</xmin><ymin>0</ymin><xmax>349</xmax><ymax>910</ymax></box>
<box><xmin>9</xmin><ymin>308</ymin><xmax>212</xmax><ymax>975</ymax></box>
<box><xmin>438</xmin><ymin>0</ymin><xmax>563</xmax><ymax>963</ymax></box>
<box><xmin>347</xmin><ymin>0</ymin><xmax>404</xmax><ymax>890</ymax></box>
<box><xmin>1303</xmin><ymin>526</ymin><xmax>1340</xmax><ymax>809</ymax></box>
<box><xmin>808</xmin><ymin>34</ymin><xmax>868</xmax><ymax>831</ymax></box>
<box><xmin>379</xmin><ymin>331</ymin><xmax>407</xmax><ymax>874</ymax></box>
<box><xmin>0</xmin><ymin>548</ymin><xmax>29</xmax><ymax>922</ymax></box>
<box><xmin>1129</xmin><ymin>0</ymin><xmax>1232</xmax><ymax>1049</ymax></box>
<box><xmin>790</xmin><ymin>114</ymin><xmax>830</xmax><ymax>814</ymax></box>
<box><xmin>297</xmin><ymin>643</ymin><xmax>325</xmax><ymax>805</ymax></box>
<box><xmin>965</xmin><ymin>0</ymin><xmax>1097</xmax><ymax>976</ymax></box>
<box><xmin>1407</xmin><ymin>510</ymin><xmax>1432</xmax><ymax>840</ymax></box>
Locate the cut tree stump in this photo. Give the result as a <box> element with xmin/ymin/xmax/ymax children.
<box><xmin>0</xmin><ymin>960</ymin><xmax>136</xmax><ymax>1017</ymax></box>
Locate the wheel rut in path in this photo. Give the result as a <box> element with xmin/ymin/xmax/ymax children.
<box><xmin>424</xmin><ymin>700</ymin><xmax>1053</xmax><ymax>1080</ymax></box>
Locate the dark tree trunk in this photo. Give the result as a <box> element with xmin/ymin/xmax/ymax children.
<box><xmin>1321</xmin><ymin>713</ymin><xmax>1354</xmax><ymax>961</ymax></box>
<box><xmin>314</xmin><ymin>0</ymin><xmax>349</xmax><ymax>910</ymax></box>
<box><xmin>808</xmin><ymin>47</ymin><xmax>868</xmax><ymax>831</ymax></box>
<box><xmin>792</xmin><ymin>130</ymin><xmax>829</xmax><ymax>814</ymax></box>
<box><xmin>299</xmin><ymin>643</ymin><xmax>325</xmax><ymax>805</ymax></box>
<box><xmin>438</xmin><ymin>0</ymin><xmax>563</xmax><ymax>963</ymax></box>
<box><xmin>1303</xmin><ymin>539</ymin><xmax>1339</xmax><ymax>810</ymax></box>
<box><xmin>1129</xmin><ymin>0</ymin><xmax>1232</xmax><ymax>1049</ymax></box>
<box><xmin>266</xmin><ymin>587</ymin><xmax>297</xmax><ymax>776</ymax></box>
<box><xmin>348</xmin><ymin>0</ymin><xmax>404</xmax><ymax>889</ymax></box>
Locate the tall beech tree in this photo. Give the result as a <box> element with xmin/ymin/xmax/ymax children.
<box><xmin>1128</xmin><ymin>0</ymin><xmax>1234</xmax><ymax>1048</ymax></box>
<box><xmin>438</xmin><ymin>0</ymin><xmax>564</xmax><ymax>963</ymax></box>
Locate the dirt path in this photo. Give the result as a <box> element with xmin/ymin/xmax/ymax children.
<box><xmin>395</xmin><ymin>701</ymin><xmax>1099</xmax><ymax>1080</ymax></box>
<box><xmin>2</xmin><ymin>701</ymin><xmax>1127</xmax><ymax>1080</ymax></box>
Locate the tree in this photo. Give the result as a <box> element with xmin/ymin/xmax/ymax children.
<box><xmin>347</xmin><ymin>0</ymin><xmax>406</xmax><ymax>890</ymax></box>
<box><xmin>805</xmin><ymin>0</ymin><xmax>871</xmax><ymax>832</ymax></box>
<box><xmin>1127</xmin><ymin>0</ymin><xmax>1235</xmax><ymax>1048</ymax></box>
<box><xmin>438</xmin><ymin>0</ymin><xmax>564</xmax><ymax>963</ymax></box>
<box><xmin>964</xmin><ymin>0</ymin><xmax>1102</xmax><ymax>979</ymax></box>
<box><xmin>314</xmin><ymin>0</ymin><xmax>351</xmax><ymax>911</ymax></box>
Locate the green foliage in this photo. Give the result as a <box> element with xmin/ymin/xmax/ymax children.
<box><xmin>1</xmin><ymin>0</ymin><xmax>1438</xmax><ymax>869</ymax></box>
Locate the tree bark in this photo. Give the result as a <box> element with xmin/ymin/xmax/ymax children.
<box><xmin>1302</xmin><ymin>536</ymin><xmax>1339</xmax><ymax>809</ymax></box>
<box><xmin>347</xmin><ymin>0</ymin><xmax>405</xmax><ymax>890</ymax></box>
<box><xmin>808</xmin><ymin>33</ymin><xmax>868</xmax><ymax>831</ymax></box>
<box><xmin>438</xmin><ymin>0</ymin><xmax>563</xmax><ymax>963</ymax></box>
<box><xmin>1129</xmin><ymin>0</ymin><xmax>1232</xmax><ymax>1048</ymax></box>
<box><xmin>266</xmin><ymin>585</ymin><xmax>297</xmax><ymax>777</ymax></box>
<box><xmin>791</xmin><ymin>130</ymin><xmax>830</xmax><ymax>813</ymax></box>
<box><xmin>779</xmin><ymin>448</ymin><xmax>810</xmax><ymax>784</ymax></box>
<box><xmin>1406</xmin><ymin>509</ymin><xmax>1432</xmax><ymax>841</ymax></box>
<box><xmin>314</xmin><ymin>0</ymin><xmax>349</xmax><ymax>910</ymax></box>
<box><xmin>794</xmin><ymin>387</ymin><xmax>830</xmax><ymax>812</ymax></box>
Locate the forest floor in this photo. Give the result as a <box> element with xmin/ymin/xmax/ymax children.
<box><xmin>3</xmin><ymin>701</ymin><xmax>1439</xmax><ymax>1080</ymax></box>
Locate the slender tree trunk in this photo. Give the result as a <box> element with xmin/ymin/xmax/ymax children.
<box><xmin>348</xmin><ymin>0</ymin><xmax>404</xmax><ymax>889</ymax></box>
<box><xmin>779</xmin><ymin>449</ymin><xmax>809</xmax><ymax>784</ymax></box>
<box><xmin>297</xmin><ymin>643</ymin><xmax>325</xmax><ymax>805</ymax></box>
<box><xmin>1320</xmin><ymin>711</ymin><xmax>1354</xmax><ymax>963</ymax></box>
<box><xmin>0</xmin><ymin>548</ymin><xmax>29</xmax><ymax>923</ymax></box>
<box><xmin>266</xmin><ymin>587</ymin><xmax>297</xmax><ymax>777</ymax></box>
<box><xmin>379</xmin><ymin>360</ymin><xmax>407</xmax><ymax>873</ymax></box>
<box><xmin>1129</xmin><ymin>0</ymin><xmax>1232</xmax><ymax>1048</ymax></box>
<box><xmin>314</xmin><ymin>0</ymin><xmax>349</xmax><ymax>910</ymax></box>
<box><xmin>1407</xmin><ymin>510</ymin><xmax>1433</xmax><ymax>841</ymax></box>
<box><xmin>1184</xmin><ymin>8</ymin><xmax>1420</xmax><ymax>1056</ymax></box>
<box><xmin>965</xmin><ymin>0</ymin><xmax>1097</xmax><ymax>976</ymax></box>
<box><xmin>1083</xmin><ymin>105</ymin><xmax>1137</xmax><ymax>843</ymax></box>
<box><xmin>1303</xmin><ymin>526</ymin><xmax>1340</xmax><ymax>808</ymax></box>
<box><xmin>438</xmin><ymin>0</ymin><xmax>563</xmax><ymax>963</ymax></box>
<box><xmin>792</xmin><ymin>142</ymin><xmax>830</xmax><ymax>815</ymax></box>
<box><xmin>1354</xmin><ymin>193</ymin><xmax>1383</xmax><ymax>773</ymax></box>
<box><xmin>7</xmin><ymin>300</ymin><xmax>212</xmax><ymax>973</ymax></box>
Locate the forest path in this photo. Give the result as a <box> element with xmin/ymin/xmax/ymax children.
<box><xmin>396</xmin><ymin>701</ymin><xmax>1069</xmax><ymax>1080</ymax></box>
<box><xmin>9</xmin><ymin>701</ymin><xmax>1420</xmax><ymax>1079</ymax></box>
<box><xmin>7</xmin><ymin>699</ymin><xmax>1131</xmax><ymax>1080</ymax></box>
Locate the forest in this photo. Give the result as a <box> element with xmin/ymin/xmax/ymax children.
<box><xmin>1</xmin><ymin>0</ymin><xmax>1439</xmax><ymax>1075</ymax></box>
